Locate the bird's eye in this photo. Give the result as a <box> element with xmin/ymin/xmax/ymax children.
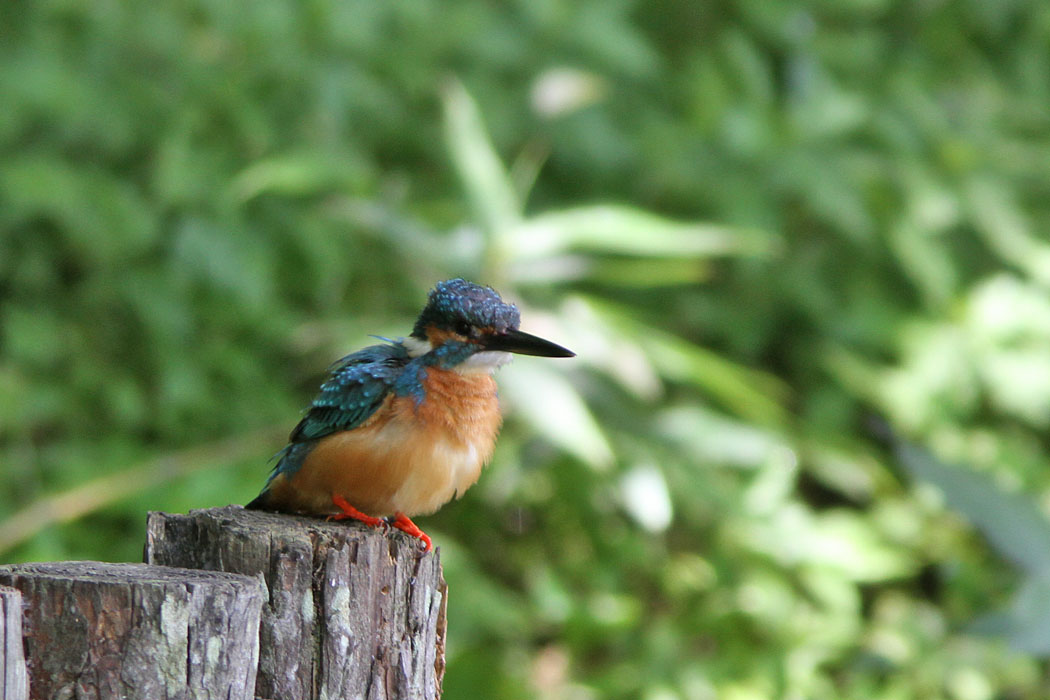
<box><xmin>454</xmin><ymin>321</ymin><xmax>473</xmax><ymax>337</ymax></box>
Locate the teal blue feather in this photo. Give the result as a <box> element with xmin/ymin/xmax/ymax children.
<box><xmin>290</xmin><ymin>342</ymin><xmax>410</xmax><ymax>442</ymax></box>
<box><xmin>247</xmin><ymin>342</ymin><xmax>410</xmax><ymax>506</ymax></box>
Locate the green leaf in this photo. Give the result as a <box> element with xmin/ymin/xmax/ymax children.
<box><xmin>585</xmin><ymin>297</ymin><xmax>789</xmax><ymax>427</ymax></box>
<box><xmin>230</xmin><ymin>149</ymin><xmax>370</xmax><ymax>202</ymax></box>
<box><xmin>967</xmin><ymin>178</ymin><xmax>1050</xmax><ymax>288</ymax></box>
<box><xmin>740</xmin><ymin>507</ymin><xmax>914</xmax><ymax>582</ymax></box>
<box><xmin>442</xmin><ymin>79</ymin><xmax>522</xmax><ymax>238</ymax></box>
<box><xmin>972</xmin><ymin>574</ymin><xmax>1050</xmax><ymax>654</ymax></box>
<box><xmin>896</xmin><ymin>443</ymin><xmax>1050</xmax><ymax>576</ymax></box>
<box><xmin>505</xmin><ymin>205</ymin><xmax>773</xmax><ymax>261</ymax></box>
<box><xmin>0</xmin><ymin>156</ymin><xmax>156</xmax><ymax>265</ymax></box>
<box><xmin>500</xmin><ymin>361</ymin><xmax>614</xmax><ymax>471</ymax></box>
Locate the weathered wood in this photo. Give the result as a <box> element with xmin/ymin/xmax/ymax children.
<box><xmin>0</xmin><ymin>586</ymin><xmax>28</xmax><ymax>700</ymax></box>
<box><xmin>0</xmin><ymin>561</ymin><xmax>264</xmax><ymax>700</ymax></box>
<box><xmin>145</xmin><ymin>505</ymin><xmax>446</xmax><ymax>700</ymax></box>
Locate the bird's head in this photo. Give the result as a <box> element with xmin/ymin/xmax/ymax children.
<box><xmin>406</xmin><ymin>279</ymin><xmax>574</xmax><ymax>371</ymax></box>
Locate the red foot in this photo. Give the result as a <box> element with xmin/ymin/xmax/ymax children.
<box><xmin>391</xmin><ymin>512</ymin><xmax>433</xmax><ymax>552</ymax></box>
<box><xmin>329</xmin><ymin>494</ymin><xmax>385</xmax><ymax>528</ymax></box>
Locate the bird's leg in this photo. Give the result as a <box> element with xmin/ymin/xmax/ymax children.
<box><xmin>329</xmin><ymin>493</ymin><xmax>386</xmax><ymax>528</ymax></box>
<box><xmin>390</xmin><ymin>512</ymin><xmax>433</xmax><ymax>551</ymax></box>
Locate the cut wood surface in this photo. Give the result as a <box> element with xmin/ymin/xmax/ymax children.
<box><xmin>0</xmin><ymin>561</ymin><xmax>264</xmax><ymax>700</ymax></box>
<box><xmin>0</xmin><ymin>585</ymin><xmax>28</xmax><ymax>700</ymax></box>
<box><xmin>146</xmin><ymin>505</ymin><xmax>446</xmax><ymax>700</ymax></box>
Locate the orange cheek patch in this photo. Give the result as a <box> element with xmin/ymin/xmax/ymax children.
<box><xmin>423</xmin><ymin>325</ymin><xmax>497</xmax><ymax>345</ymax></box>
<box><xmin>424</xmin><ymin>327</ymin><xmax>464</xmax><ymax>345</ymax></box>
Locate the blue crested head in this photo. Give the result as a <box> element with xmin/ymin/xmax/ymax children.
<box><xmin>407</xmin><ymin>279</ymin><xmax>574</xmax><ymax>368</ymax></box>
<box><xmin>411</xmin><ymin>278</ymin><xmax>520</xmax><ymax>339</ymax></box>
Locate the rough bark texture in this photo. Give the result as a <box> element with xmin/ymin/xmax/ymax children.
<box><xmin>145</xmin><ymin>505</ymin><xmax>446</xmax><ymax>700</ymax></box>
<box><xmin>0</xmin><ymin>586</ymin><xmax>28</xmax><ymax>700</ymax></box>
<box><xmin>0</xmin><ymin>561</ymin><xmax>264</xmax><ymax>700</ymax></box>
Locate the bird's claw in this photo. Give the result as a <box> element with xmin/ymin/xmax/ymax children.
<box><xmin>329</xmin><ymin>493</ymin><xmax>386</xmax><ymax>528</ymax></box>
<box><xmin>328</xmin><ymin>496</ymin><xmax>432</xmax><ymax>551</ymax></box>
<box><xmin>391</xmin><ymin>512</ymin><xmax>433</xmax><ymax>552</ymax></box>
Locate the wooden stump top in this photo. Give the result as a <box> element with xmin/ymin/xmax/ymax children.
<box><xmin>0</xmin><ymin>560</ymin><xmax>260</xmax><ymax>586</ymax></box>
<box><xmin>147</xmin><ymin>505</ymin><xmax>447</xmax><ymax>700</ymax></box>
<box><xmin>0</xmin><ymin>561</ymin><xmax>265</xmax><ymax>700</ymax></box>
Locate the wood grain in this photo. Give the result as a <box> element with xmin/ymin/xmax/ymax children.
<box><xmin>146</xmin><ymin>505</ymin><xmax>446</xmax><ymax>700</ymax></box>
<box><xmin>0</xmin><ymin>586</ymin><xmax>28</xmax><ymax>700</ymax></box>
<box><xmin>0</xmin><ymin>561</ymin><xmax>264</xmax><ymax>700</ymax></box>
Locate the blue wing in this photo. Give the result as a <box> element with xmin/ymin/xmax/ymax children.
<box><xmin>248</xmin><ymin>342</ymin><xmax>411</xmax><ymax>505</ymax></box>
<box><xmin>289</xmin><ymin>342</ymin><xmax>410</xmax><ymax>443</ymax></box>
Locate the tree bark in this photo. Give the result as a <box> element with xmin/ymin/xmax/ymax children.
<box><xmin>0</xmin><ymin>561</ymin><xmax>264</xmax><ymax>700</ymax></box>
<box><xmin>0</xmin><ymin>586</ymin><xmax>28</xmax><ymax>700</ymax></box>
<box><xmin>145</xmin><ymin>505</ymin><xmax>446</xmax><ymax>700</ymax></box>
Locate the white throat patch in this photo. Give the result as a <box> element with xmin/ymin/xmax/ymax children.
<box><xmin>402</xmin><ymin>336</ymin><xmax>512</xmax><ymax>373</ymax></box>
<box><xmin>402</xmin><ymin>336</ymin><xmax>432</xmax><ymax>357</ymax></box>
<box><xmin>457</xmin><ymin>350</ymin><xmax>513</xmax><ymax>374</ymax></box>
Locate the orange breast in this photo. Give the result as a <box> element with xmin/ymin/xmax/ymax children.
<box><xmin>271</xmin><ymin>368</ymin><xmax>502</xmax><ymax>517</ymax></box>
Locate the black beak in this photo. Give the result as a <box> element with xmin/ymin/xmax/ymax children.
<box><xmin>484</xmin><ymin>329</ymin><xmax>575</xmax><ymax>358</ymax></box>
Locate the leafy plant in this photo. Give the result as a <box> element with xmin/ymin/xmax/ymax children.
<box><xmin>3</xmin><ymin>1</ymin><xmax>1050</xmax><ymax>698</ymax></box>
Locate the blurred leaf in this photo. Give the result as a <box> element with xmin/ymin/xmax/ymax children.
<box><xmin>972</xmin><ymin>574</ymin><xmax>1050</xmax><ymax>655</ymax></box>
<box><xmin>231</xmin><ymin>149</ymin><xmax>370</xmax><ymax>201</ymax></box>
<box><xmin>510</xmin><ymin>255</ymin><xmax>711</xmax><ymax>286</ymax></box>
<box><xmin>500</xmin><ymin>361</ymin><xmax>614</xmax><ymax>471</ymax></box>
<box><xmin>442</xmin><ymin>79</ymin><xmax>522</xmax><ymax>239</ymax></box>
<box><xmin>619</xmin><ymin>464</ymin><xmax>673</xmax><ymax>532</ymax></box>
<box><xmin>658</xmin><ymin>405</ymin><xmax>787</xmax><ymax>469</ymax></box>
<box><xmin>0</xmin><ymin>426</ymin><xmax>284</xmax><ymax>556</ymax></box>
<box><xmin>505</xmin><ymin>205</ymin><xmax>772</xmax><ymax>261</ymax></box>
<box><xmin>888</xmin><ymin>218</ymin><xmax>957</xmax><ymax>308</ymax></box>
<box><xmin>741</xmin><ymin>506</ymin><xmax>915</xmax><ymax>582</ymax></box>
<box><xmin>586</xmin><ymin>297</ymin><xmax>789</xmax><ymax>427</ymax></box>
<box><xmin>551</xmin><ymin>296</ymin><xmax>662</xmax><ymax>401</ymax></box>
<box><xmin>967</xmin><ymin>178</ymin><xmax>1050</xmax><ymax>288</ymax></box>
<box><xmin>896</xmin><ymin>443</ymin><xmax>1050</xmax><ymax>576</ymax></box>
<box><xmin>0</xmin><ymin>155</ymin><xmax>155</xmax><ymax>265</ymax></box>
<box><xmin>530</xmin><ymin>67</ymin><xmax>607</xmax><ymax>118</ymax></box>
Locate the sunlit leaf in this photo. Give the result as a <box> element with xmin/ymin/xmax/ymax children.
<box><xmin>585</xmin><ymin>297</ymin><xmax>789</xmax><ymax>427</ymax></box>
<box><xmin>500</xmin><ymin>361</ymin><xmax>614</xmax><ymax>471</ymax></box>
<box><xmin>967</xmin><ymin>178</ymin><xmax>1050</xmax><ymax>287</ymax></box>
<box><xmin>230</xmin><ymin>150</ymin><xmax>370</xmax><ymax>201</ymax></box>
<box><xmin>530</xmin><ymin>67</ymin><xmax>607</xmax><ymax>118</ymax></box>
<box><xmin>619</xmin><ymin>464</ymin><xmax>673</xmax><ymax>532</ymax></box>
<box><xmin>739</xmin><ymin>506</ymin><xmax>915</xmax><ymax>582</ymax></box>
<box><xmin>442</xmin><ymin>79</ymin><xmax>522</xmax><ymax>238</ymax></box>
<box><xmin>657</xmin><ymin>405</ymin><xmax>787</xmax><ymax>469</ymax></box>
<box><xmin>504</xmin><ymin>205</ymin><xmax>773</xmax><ymax>260</ymax></box>
<box><xmin>546</xmin><ymin>297</ymin><xmax>662</xmax><ymax>401</ymax></box>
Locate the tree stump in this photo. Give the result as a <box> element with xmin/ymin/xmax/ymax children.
<box><xmin>145</xmin><ymin>505</ymin><xmax>446</xmax><ymax>700</ymax></box>
<box><xmin>0</xmin><ymin>586</ymin><xmax>28</xmax><ymax>700</ymax></box>
<box><xmin>0</xmin><ymin>561</ymin><xmax>264</xmax><ymax>700</ymax></box>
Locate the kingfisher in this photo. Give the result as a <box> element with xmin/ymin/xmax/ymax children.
<box><xmin>247</xmin><ymin>279</ymin><xmax>574</xmax><ymax>550</ymax></box>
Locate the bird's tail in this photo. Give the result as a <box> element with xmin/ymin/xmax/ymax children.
<box><xmin>245</xmin><ymin>491</ymin><xmax>272</xmax><ymax>511</ymax></box>
<box><xmin>245</xmin><ymin>442</ymin><xmax>310</xmax><ymax>511</ymax></box>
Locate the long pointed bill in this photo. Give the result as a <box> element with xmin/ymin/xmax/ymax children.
<box><xmin>484</xmin><ymin>329</ymin><xmax>575</xmax><ymax>357</ymax></box>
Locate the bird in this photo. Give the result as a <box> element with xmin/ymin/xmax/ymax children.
<box><xmin>246</xmin><ymin>278</ymin><xmax>574</xmax><ymax>551</ymax></box>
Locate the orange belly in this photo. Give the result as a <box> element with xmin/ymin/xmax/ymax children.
<box><xmin>268</xmin><ymin>368</ymin><xmax>502</xmax><ymax>517</ymax></box>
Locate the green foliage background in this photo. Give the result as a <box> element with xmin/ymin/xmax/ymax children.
<box><xmin>4</xmin><ymin>1</ymin><xmax>1050</xmax><ymax>697</ymax></box>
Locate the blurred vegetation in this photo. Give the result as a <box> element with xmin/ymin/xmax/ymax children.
<box><xmin>4</xmin><ymin>0</ymin><xmax>1050</xmax><ymax>698</ymax></box>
